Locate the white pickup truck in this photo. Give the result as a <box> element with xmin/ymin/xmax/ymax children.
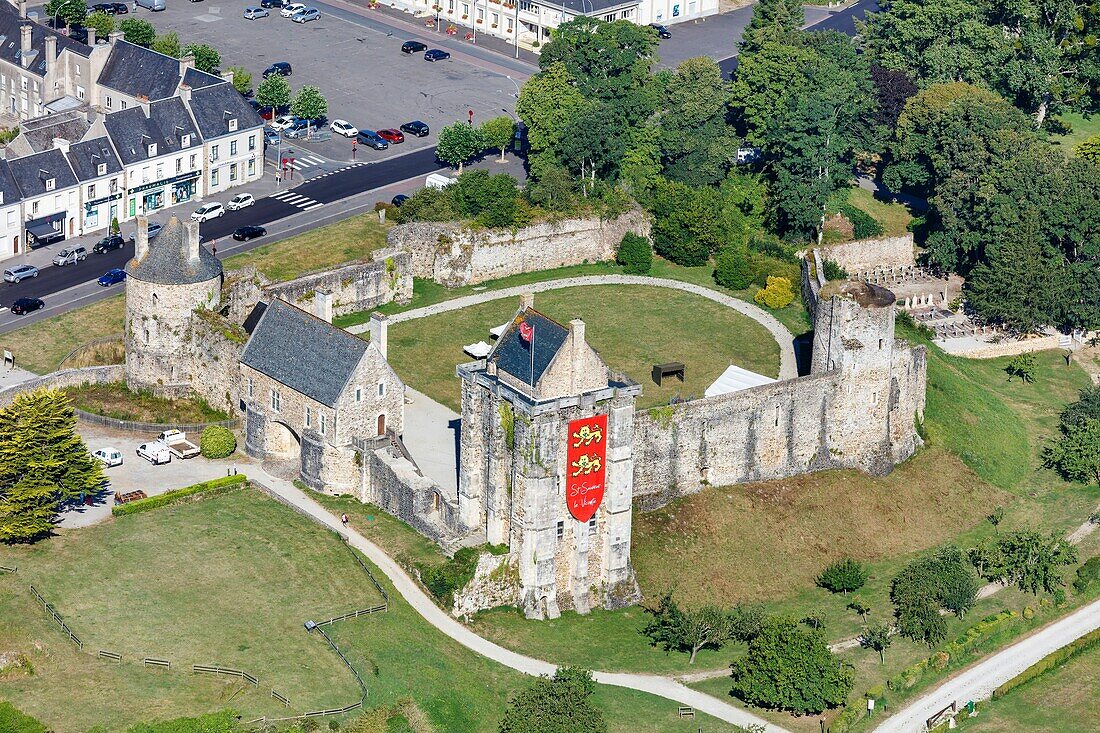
<box><xmin>157</xmin><ymin>430</ymin><xmax>201</xmax><ymax>459</ymax></box>
<box><xmin>137</xmin><ymin>442</ymin><xmax>172</xmax><ymax>465</ymax></box>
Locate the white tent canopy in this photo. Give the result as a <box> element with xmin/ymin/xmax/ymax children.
<box><xmin>705</xmin><ymin>364</ymin><xmax>777</xmax><ymax>398</ymax></box>
<box><xmin>489</xmin><ymin>322</ymin><xmax>510</xmax><ymax>339</ymax></box>
<box><xmin>463</xmin><ymin>341</ymin><xmax>493</xmax><ymax>359</ymax></box>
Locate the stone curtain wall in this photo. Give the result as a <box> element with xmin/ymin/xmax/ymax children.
<box><xmin>361</xmin><ymin>445</ymin><xmax>462</xmax><ymax>545</ymax></box>
<box><xmin>185</xmin><ymin>312</ymin><xmax>247</xmax><ymax>416</ymax></box>
<box><xmin>386</xmin><ymin>209</ymin><xmax>651</xmax><ymax>288</ymax></box>
<box><xmin>0</xmin><ymin>365</ymin><xmax>125</xmax><ymax>407</ymax></box>
<box><xmin>264</xmin><ymin>249</ymin><xmax>414</xmax><ymax>317</ymax></box>
<box><xmin>819</xmin><ymin>233</ymin><xmax>916</xmax><ymax>274</ymax></box>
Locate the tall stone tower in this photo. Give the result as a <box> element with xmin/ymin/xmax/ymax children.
<box><xmin>813</xmin><ymin>280</ymin><xmax>925</xmax><ymax>473</ymax></box>
<box><xmin>124</xmin><ymin>215</ymin><xmax>223</xmax><ymax>397</ymax></box>
<box><xmin>457</xmin><ymin>295</ymin><xmax>642</xmax><ymax>619</ymax></box>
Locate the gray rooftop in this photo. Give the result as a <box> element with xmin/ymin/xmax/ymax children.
<box><xmin>97</xmin><ymin>40</ymin><xmax>182</xmax><ymax>102</ymax></box>
<box><xmin>182</xmin><ymin>67</ymin><xmax>224</xmax><ymax>91</ymax></box>
<box><xmin>488</xmin><ymin>308</ymin><xmax>569</xmax><ymax>386</ymax></box>
<box><xmin>102</xmin><ymin>103</ymin><xmax>199</xmax><ymax>166</ymax></box>
<box><xmin>64</xmin><ymin>136</ymin><xmax>123</xmax><ymax>182</ymax></box>
<box><xmin>241</xmin><ymin>300</ymin><xmax>370</xmax><ymax>408</ymax></box>
<box><xmin>149</xmin><ymin>96</ymin><xmax>202</xmax><ymax>149</ymax></box>
<box><xmin>0</xmin><ymin>159</ymin><xmax>22</xmax><ymax>206</ymax></box>
<box><xmin>125</xmin><ymin>216</ymin><xmax>223</xmax><ymax>285</ymax></box>
<box><xmin>186</xmin><ymin>81</ymin><xmax>263</xmax><ymax>140</ymax></box>
<box><xmin>7</xmin><ymin>147</ymin><xmax>77</xmax><ymax>197</ymax></box>
<box><xmin>18</xmin><ymin>109</ymin><xmax>89</xmax><ymax>152</ymax></box>
<box><xmin>0</xmin><ymin>4</ymin><xmax>91</xmax><ymax>78</ymax></box>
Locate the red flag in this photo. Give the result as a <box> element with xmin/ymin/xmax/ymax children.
<box><xmin>519</xmin><ymin>320</ymin><xmax>533</xmax><ymax>343</ymax></box>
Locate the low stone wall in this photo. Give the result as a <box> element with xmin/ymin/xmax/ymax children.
<box><xmin>819</xmin><ymin>233</ymin><xmax>915</xmax><ymax>274</ymax></box>
<box><xmin>362</xmin><ymin>446</ymin><xmax>462</xmax><ymax>545</ymax></box>
<box><xmin>0</xmin><ymin>365</ymin><xmax>125</xmax><ymax>408</ymax></box>
<box><xmin>940</xmin><ymin>334</ymin><xmax>1065</xmax><ymax>359</ymax></box>
<box><xmin>264</xmin><ymin>249</ymin><xmax>413</xmax><ymax>317</ymax></box>
<box><xmin>386</xmin><ymin>209</ymin><xmax>650</xmax><ymax>288</ymax></box>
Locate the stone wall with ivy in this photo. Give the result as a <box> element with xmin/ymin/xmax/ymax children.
<box><xmin>263</xmin><ymin>248</ymin><xmax>413</xmax><ymax>317</ymax></box>
<box><xmin>185</xmin><ymin>309</ymin><xmax>247</xmax><ymax>416</ymax></box>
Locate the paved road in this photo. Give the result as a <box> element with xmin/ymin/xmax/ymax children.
<box><xmin>349</xmin><ymin>274</ymin><xmax>800</xmax><ymax>379</ymax></box>
<box><xmin>874</xmin><ymin>597</ymin><xmax>1100</xmax><ymax>732</ymax></box>
<box><xmin>250</xmin><ymin>467</ymin><xmax>791</xmax><ymax>732</ymax></box>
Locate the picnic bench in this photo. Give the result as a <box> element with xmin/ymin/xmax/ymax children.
<box><xmin>114</xmin><ymin>490</ymin><xmax>147</xmax><ymax>504</ymax></box>
<box><xmin>652</xmin><ymin>362</ymin><xmax>685</xmax><ymax>386</ymax></box>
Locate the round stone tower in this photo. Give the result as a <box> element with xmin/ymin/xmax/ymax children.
<box><xmin>124</xmin><ymin>215</ymin><xmax>223</xmax><ymax>396</ymax></box>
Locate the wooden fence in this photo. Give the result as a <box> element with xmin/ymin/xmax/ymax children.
<box><xmin>271</xmin><ymin>689</ymin><xmax>291</xmax><ymax>708</ymax></box>
<box><xmin>0</xmin><ymin>564</ymin><xmax>17</xmax><ymax>573</ymax></box>
<box><xmin>143</xmin><ymin>658</ymin><xmax>171</xmax><ymax>670</ymax></box>
<box><xmin>97</xmin><ymin>650</ymin><xmax>122</xmax><ymax>663</ymax></box>
<box><xmin>340</xmin><ymin>536</ymin><xmax>390</xmax><ymax>604</ymax></box>
<box><xmin>28</xmin><ymin>585</ymin><xmax>83</xmax><ymax>650</ymax></box>
<box><xmin>192</xmin><ymin>664</ymin><xmax>258</xmax><ymax>685</ymax></box>
<box><xmin>314</xmin><ymin>625</ymin><xmax>367</xmax><ymax>696</ymax></box>
<box><xmin>315</xmin><ymin>604</ymin><xmax>388</xmax><ymax>627</ymax></box>
<box><xmin>246</xmin><ymin>700</ymin><xmax>363</xmax><ymax>725</ymax></box>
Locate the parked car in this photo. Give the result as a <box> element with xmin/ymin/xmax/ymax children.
<box><xmin>158</xmin><ymin>430</ymin><xmax>200</xmax><ymax>459</ymax></box>
<box><xmin>93</xmin><ymin>234</ymin><xmax>124</xmax><ymax>253</ymax></box>
<box><xmin>649</xmin><ymin>23</ymin><xmax>672</xmax><ymax>38</ymax></box>
<box><xmin>280</xmin><ymin>2</ymin><xmax>306</xmax><ymax>16</ymax></box>
<box><xmin>191</xmin><ymin>202</ymin><xmax>225</xmax><ymax>222</ymax></box>
<box><xmin>227</xmin><ymin>193</ymin><xmax>255</xmax><ymax>210</ymax></box>
<box><xmin>134</xmin><ymin>0</ymin><xmax>164</xmax><ymax>9</ymax></box>
<box><xmin>233</xmin><ymin>225</ymin><xmax>267</xmax><ymax>241</ymax></box>
<box><xmin>10</xmin><ymin>297</ymin><xmax>44</xmax><ymax>315</ymax></box>
<box><xmin>270</xmin><ymin>114</ymin><xmax>298</xmax><ymax>131</ymax></box>
<box><xmin>260</xmin><ymin>0</ymin><xmax>287</xmax><ymax>7</ymax></box>
<box><xmin>285</xmin><ymin>116</ymin><xmax>327</xmax><ymax>137</ymax></box>
<box><xmin>128</xmin><ymin>222</ymin><xmax>163</xmax><ymax>241</ymax></box>
<box><xmin>424</xmin><ymin>49</ymin><xmax>450</xmax><ymax>62</ymax></box>
<box><xmin>109</xmin><ymin>2</ymin><xmax>128</xmax><ymax>12</ymax></box>
<box><xmin>67</xmin><ymin>25</ymin><xmax>90</xmax><ymax>44</ymax></box>
<box><xmin>53</xmin><ymin>246</ymin><xmax>88</xmax><ymax>267</ymax></box>
<box><xmin>401</xmin><ymin>40</ymin><xmax>427</xmax><ymax>54</ymax></box>
<box><xmin>356</xmin><ymin>130</ymin><xmax>389</xmax><ymax>150</ymax></box>
<box><xmin>92</xmin><ymin>447</ymin><xmax>123</xmax><ymax>467</ymax></box>
<box><xmin>3</xmin><ymin>264</ymin><xmax>38</xmax><ymax>283</ymax></box>
<box><xmin>263</xmin><ymin>127</ymin><xmax>281</xmax><ymax>145</ymax></box>
<box><xmin>391</xmin><ymin>194</ymin><xmax>409</xmax><ymax>206</ymax></box>
<box><xmin>377</xmin><ymin>128</ymin><xmax>405</xmax><ymax>144</ymax></box>
<box><xmin>400</xmin><ymin>120</ymin><xmax>430</xmax><ymax>137</ymax></box>
<box><xmin>331</xmin><ymin>119</ymin><xmax>358</xmax><ymax>138</ymax></box>
<box><xmin>97</xmin><ymin>268</ymin><xmax>127</xmax><ymax>286</ymax></box>
<box><xmin>263</xmin><ymin>61</ymin><xmax>293</xmax><ymax>78</ymax></box>
<box><xmin>291</xmin><ymin>7</ymin><xmax>319</xmax><ymax>22</ymax></box>
<box><xmin>137</xmin><ymin>442</ymin><xmax>171</xmax><ymax>465</ymax></box>
<box><xmin>244</xmin><ymin>6</ymin><xmax>269</xmax><ymax>18</ymax></box>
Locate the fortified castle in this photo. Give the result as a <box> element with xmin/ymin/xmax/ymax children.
<box><xmin>117</xmin><ymin>216</ymin><xmax>926</xmax><ymax>619</ymax></box>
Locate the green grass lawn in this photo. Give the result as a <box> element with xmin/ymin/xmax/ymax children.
<box><xmin>846</xmin><ymin>186</ymin><xmax>916</xmax><ymax>237</ymax></box>
<box><xmin>0</xmin><ymin>295</ymin><xmax>125</xmax><ymax>375</ymax></box>
<box><xmin>385</xmin><ymin>284</ymin><xmax>782</xmax><ymax>412</ymax></box>
<box><xmin>1049</xmin><ymin>111</ymin><xmax>1100</xmax><ymax>154</ymax></box>
<box><xmin>64</xmin><ymin>381</ymin><xmax>229</xmax><ymax>423</ymax></box>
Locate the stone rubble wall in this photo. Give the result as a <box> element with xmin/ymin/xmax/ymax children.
<box><xmin>451</xmin><ymin>552</ymin><xmax>522</xmax><ymax>619</ymax></box>
<box><xmin>184</xmin><ymin>311</ymin><xmax>247</xmax><ymax>416</ymax></box>
<box><xmin>0</xmin><ymin>365</ymin><xmax>125</xmax><ymax>408</ymax></box>
<box><xmin>386</xmin><ymin>209</ymin><xmax>651</xmax><ymax>288</ymax></box>
<box><xmin>818</xmin><ymin>233</ymin><xmax>916</xmax><ymax>274</ymax></box>
<box><xmin>263</xmin><ymin>249</ymin><xmax>413</xmax><ymax>317</ymax></box>
<box><xmin>362</xmin><ymin>445</ymin><xmax>463</xmax><ymax>545</ymax></box>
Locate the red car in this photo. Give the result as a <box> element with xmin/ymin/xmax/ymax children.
<box><xmin>377</xmin><ymin>128</ymin><xmax>405</xmax><ymax>144</ymax></box>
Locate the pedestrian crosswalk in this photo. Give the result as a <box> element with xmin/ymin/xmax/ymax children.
<box><xmin>289</xmin><ymin>154</ymin><xmax>325</xmax><ymax>171</ymax></box>
<box><xmin>269</xmin><ymin>189</ymin><xmax>324</xmax><ymax>211</ymax></box>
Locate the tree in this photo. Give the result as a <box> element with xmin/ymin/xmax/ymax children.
<box><xmin>558</xmin><ymin>103</ymin><xmax>630</xmax><ymax>192</ymax></box>
<box><xmin>182</xmin><ymin>43</ymin><xmax>220</xmax><ymax>74</ymax></box>
<box><xmin>986</xmin><ymin>506</ymin><xmax>1005</xmax><ymax>532</ymax></box>
<box><xmin>713</xmin><ymin>246</ymin><xmax>755</xmax><ymax>290</ymax></box>
<box><xmin>119</xmin><ymin>18</ymin><xmax>155</xmax><ymax>47</ymax></box>
<box><xmin>480</xmin><ymin>116</ymin><xmax>516</xmax><ymax>162</ymax></box>
<box><xmin>151</xmin><ymin>32</ymin><xmax>181</xmax><ymax>59</ymax></box>
<box><xmin>641</xmin><ymin>591</ymin><xmax>736</xmax><ymax>664</ymax></box>
<box><xmin>1004</xmin><ymin>353</ymin><xmax>1039</xmax><ymax>384</ymax></box>
<box><xmin>1078</xmin><ymin>135</ymin><xmax>1100</xmax><ymax>166</ymax></box>
<box><xmin>870</xmin><ymin>65</ymin><xmax>918</xmax><ymax>132</ymax></box>
<box><xmin>449</xmin><ymin>170</ymin><xmax>521</xmax><ymax>228</ymax></box>
<box><xmin>45</xmin><ymin>0</ymin><xmax>86</xmax><ymax>27</ymax></box>
<box><xmin>256</xmin><ymin>75</ymin><xmax>291</xmax><ymax>110</ymax></box>
<box><xmin>847</xmin><ymin>601</ymin><xmax>870</xmax><ymax>622</ymax></box>
<box><xmin>739</xmin><ymin>0</ymin><xmax>804</xmax><ymax>54</ymax></box>
<box><xmin>0</xmin><ymin>388</ymin><xmax>104</xmax><ymax>543</ymax></box>
<box><xmin>860</xmin><ymin>623</ymin><xmax>892</xmax><ymax>664</ymax></box>
<box><xmin>498</xmin><ymin>667</ymin><xmax>607</xmax><ymax>733</ymax></box>
<box><xmin>1045</xmin><ymin>419</ymin><xmax>1100</xmax><ymax>486</ymax></box>
<box><xmin>890</xmin><ymin>546</ymin><xmax>978</xmax><ymax>646</ymax></box>
<box><xmin>976</xmin><ymin>530</ymin><xmax>1078</xmax><ymax>595</ymax></box>
<box><xmin>83</xmin><ymin>10</ymin><xmax>115</xmax><ymax>40</ymax></box>
<box><xmin>290</xmin><ymin>85</ymin><xmax>328</xmax><ymax>122</ymax></box>
<box><xmin>967</xmin><ymin>539</ymin><xmax>1007</xmax><ymax>582</ymax></box>
<box><xmin>729</xmin><ymin>619</ymin><xmax>853</xmax><ymax>714</ymax></box>
<box><xmin>822</xmin><ymin>259</ymin><xmax>848</xmax><ymax>281</ymax></box>
<box><xmin>649</xmin><ymin>180</ymin><xmax>726</xmax><ymax>267</ymax></box>
<box><xmin>436</xmin><ymin>123</ymin><xmax>486</xmax><ymax>173</ymax></box>
<box><xmin>754</xmin><ymin>276</ymin><xmax>795</xmax><ymax>309</ymax></box>
<box><xmin>616</xmin><ymin>232</ymin><xmax>652</xmax><ymax>275</ymax></box>
<box><xmin>1059</xmin><ymin>387</ymin><xmax>1100</xmax><ymax>434</ymax></box>
<box><xmin>516</xmin><ymin>63</ymin><xmax>587</xmax><ymax>174</ymax></box>
<box><xmin>816</xmin><ymin>558</ymin><xmax>869</xmax><ymax>594</ymax></box>
<box><xmin>226</xmin><ymin>66</ymin><xmax>252</xmax><ymax>97</ymax></box>
<box><xmin>619</xmin><ymin>125</ymin><xmax>662</xmax><ymax>201</ymax></box>
<box><xmin>659</xmin><ymin>57</ymin><xmax>738</xmax><ymax>187</ymax></box>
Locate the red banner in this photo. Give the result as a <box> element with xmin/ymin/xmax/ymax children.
<box><xmin>566</xmin><ymin>414</ymin><xmax>608</xmax><ymax>523</ymax></box>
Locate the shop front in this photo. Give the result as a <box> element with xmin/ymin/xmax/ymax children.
<box><xmin>127</xmin><ymin>171</ymin><xmax>201</xmax><ymax>219</ymax></box>
<box><xmin>84</xmin><ymin>192</ymin><xmax>124</xmax><ymax>233</ymax></box>
<box><xmin>25</xmin><ymin>212</ymin><xmax>66</xmax><ymax>247</ymax></box>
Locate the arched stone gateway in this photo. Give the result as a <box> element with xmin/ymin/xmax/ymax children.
<box><xmin>265</xmin><ymin>421</ymin><xmax>300</xmax><ymax>459</ymax></box>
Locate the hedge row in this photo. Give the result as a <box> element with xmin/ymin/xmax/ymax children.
<box><xmin>991</xmin><ymin>626</ymin><xmax>1100</xmax><ymax>699</ymax></box>
<box><xmin>111</xmin><ymin>474</ymin><xmax>248</xmax><ymax>517</ymax></box>
<box><xmin>886</xmin><ymin>611</ymin><xmax>1018</xmax><ymax>692</ymax></box>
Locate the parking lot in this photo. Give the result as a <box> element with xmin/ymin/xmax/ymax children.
<box><xmin>139</xmin><ymin>0</ymin><xmax>522</xmax><ymax>163</ymax></box>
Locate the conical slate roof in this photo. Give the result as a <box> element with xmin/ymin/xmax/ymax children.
<box><xmin>125</xmin><ymin>216</ymin><xmax>222</xmax><ymax>285</ymax></box>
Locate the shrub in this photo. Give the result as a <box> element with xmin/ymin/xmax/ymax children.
<box><xmin>616</xmin><ymin>232</ymin><xmax>652</xmax><ymax>274</ymax></box>
<box><xmin>822</xmin><ymin>258</ymin><xmax>848</xmax><ymax>281</ymax></box>
<box><xmin>753</xmin><ymin>276</ymin><xmax>795</xmax><ymax>309</ymax></box>
<box><xmin>1074</xmin><ymin>556</ymin><xmax>1100</xmax><ymax>594</ymax></box>
<box><xmin>992</xmin><ymin>626</ymin><xmax>1100</xmax><ymax>699</ymax></box>
<box><xmin>839</xmin><ymin>204</ymin><xmax>884</xmax><ymax>239</ymax></box>
<box><xmin>416</xmin><ymin>546</ymin><xmax>482</xmax><ymax>607</ymax></box>
<box><xmin>200</xmin><ymin>425</ymin><xmax>237</xmax><ymax>458</ymax></box>
<box><xmin>891</xmin><ymin>546</ymin><xmax>979</xmax><ymax>646</ymax></box>
<box><xmin>111</xmin><ymin>474</ymin><xmax>247</xmax><ymax>516</ymax></box>
<box><xmin>713</xmin><ymin>246</ymin><xmax>755</xmax><ymax>290</ymax></box>
<box><xmin>816</xmin><ymin>558</ymin><xmax>868</xmax><ymax>594</ymax></box>
<box><xmin>1005</xmin><ymin>352</ymin><xmax>1037</xmax><ymax>383</ymax></box>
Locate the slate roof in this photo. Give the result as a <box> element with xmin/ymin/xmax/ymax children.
<box><xmin>182</xmin><ymin>67</ymin><xmax>224</xmax><ymax>91</ymax></box>
<box><xmin>186</xmin><ymin>81</ymin><xmax>263</xmax><ymax>140</ymax></box>
<box><xmin>0</xmin><ymin>4</ymin><xmax>91</xmax><ymax>77</ymax></box>
<box><xmin>7</xmin><ymin>147</ymin><xmax>77</xmax><ymax>196</ymax></box>
<box><xmin>0</xmin><ymin>159</ymin><xmax>23</xmax><ymax>206</ymax></box>
<box><xmin>64</xmin><ymin>136</ymin><xmax>122</xmax><ymax>181</ymax></box>
<box><xmin>242</xmin><ymin>301</ymin><xmax>268</xmax><ymax>335</ymax></box>
<box><xmin>97</xmin><ymin>40</ymin><xmax>182</xmax><ymax>102</ymax></box>
<box><xmin>125</xmin><ymin>216</ymin><xmax>223</xmax><ymax>285</ymax></box>
<box><xmin>18</xmin><ymin>109</ymin><xmax>90</xmax><ymax>152</ymax></box>
<box><xmin>241</xmin><ymin>300</ymin><xmax>370</xmax><ymax>408</ymax></box>
<box><xmin>488</xmin><ymin>308</ymin><xmax>569</xmax><ymax>387</ymax></box>
<box><xmin>149</xmin><ymin>96</ymin><xmax>202</xmax><ymax>148</ymax></box>
<box><xmin>102</xmin><ymin>103</ymin><xmax>199</xmax><ymax>166</ymax></box>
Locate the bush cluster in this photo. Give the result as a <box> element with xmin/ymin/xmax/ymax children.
<box><xmin>822</xmin><ymin>258</ymin><xmax>848</xmax><ymax>281</ymax></box>
<box><xmin>199</xmin><ymin>425</ymin><xmax>237</xmax><ymax>459</ymax></box>
<box><xmin>992</xmin><ymin>626</ymin><xmax>1100</xmax><ymax>699</ymax></box>
<box><xmin>1074</xmin><ymin>556</ymin><xmax>1100</xmax><ymax>594</ymax></box>
<box><xmin>815</xmin><ymin>558</ymin><xmax>868</xmax><ymax>594</ymax></box>
<box><xmin>111</xmin><ymin>474</ymin><xmax>247</xmax><ymax>517</ymax></box>
<box><xmin>890</xmin><ymin>546</ymin><xmax>979</xmax><ymax>646</ymax></box>
<box><xmin>415</xmin><ymin>546</ymin><xmax>482</xmax><ymax>607</ymax></box>
<box><xmin>616</xmin><ymin>232</ymin><xmax>653</xmax><ymax>274</ymax></box>
<box><xmin>713</xmin><ymin>246</ymin><xmax>755</xmax><ymax>290</ymax></box>
<box><xmin>839</xmin><ymin>204</ymin><xmax>885</xmax><ymax>240</ymax></box>
<box><xmin>753</xmin><ymin>276</ymin><xmax>795</xmax><ymax>309</ymax></box>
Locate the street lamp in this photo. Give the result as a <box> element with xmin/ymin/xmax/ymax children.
<box><xmin>504</xmin><ymin>75</ymin><xmax>521</xmax><ymax>98</ymax></box>
<box><xmin>513</xmin><ymin>0</ymin><xmax>520</xmax><ymax>58</ymax></box>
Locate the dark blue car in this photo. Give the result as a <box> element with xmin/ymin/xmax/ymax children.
<box><xmin>98</xmin><ymin>268</ymin><xmax>127</xmax><ymax>287</ymax></box>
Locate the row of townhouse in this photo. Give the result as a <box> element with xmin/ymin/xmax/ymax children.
<box><xmin>0</xmin><ymin>0</ymin><xmax>263</xmax><ymax>261</ymax></box>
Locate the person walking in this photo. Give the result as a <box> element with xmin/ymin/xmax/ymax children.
<box><xmin>341</xmin><ymin>513</ymin><xmax>349</xmax><ymax>527</ymax></box>
<box><xmin>211</xmin><ymin>240</ymin><xmax>217</xmax><ymax>257</ymax></box>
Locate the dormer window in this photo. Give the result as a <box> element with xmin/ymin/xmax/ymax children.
<box><xmin>97</xmin><ymin>162</ymin><xmax>107</xmax><ymax>176</ymax></box>
<box><xmin>228</xmin><ymin>118</ymin><xmax>238</xmax><ymax>132</ymax></box>
<box><xmin>181</xmin><ymin>134</ymin><xmax>191</xmax><ymax>148</ymax></box>
<box><xmin>147</xmin><ymin>143</ymin><xmax>157</xmax><ymax>156</ymax></box>
<box><xmin>45</xmin><ymin>178</ymin><xmax>55</xmax><ymax>191</ymax></box>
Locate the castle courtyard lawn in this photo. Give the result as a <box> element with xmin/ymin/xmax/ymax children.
<box><xmin>385</xmin><ymin>284</ymin><xmax>782</xmax><ymax>412</ymax></box>
<box><xmin>0</xmin><ymin>295</ymin><xmax>125</xmax><ymax>375</ymax></box>
<box><xmin>847</xmin><ymin>186</ymin><xmax>915</xmax><ymax>237</ymax></box>
<box><xmin>64</xmin><ymin>381</ymin><xmax>229</xmax><ymax>423</ymax></box>
<box><xmin>0</xmin><ymin>488</ymin><xmax>727</xmax><ymax>733</ymax></box>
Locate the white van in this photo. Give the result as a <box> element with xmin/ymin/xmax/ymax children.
<box><xmin>136</xmin><ymin>0</ymin><xmax>166</xmax><ymax>10</ymax></box>
<box><xmin>425</xmin><ymin>172</ymin><xmax>455</xmax><ymax>191</ymax></box>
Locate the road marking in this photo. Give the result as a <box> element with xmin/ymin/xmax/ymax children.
<box><xmin>269</xmin><ymin>189</ymin><xmax>323</xmax><ymax>210</ymax></box>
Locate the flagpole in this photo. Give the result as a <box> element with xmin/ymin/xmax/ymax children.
<box><xmin>529</xmin><ymin>322</ymin><xmax>535</xmax><ymax>387</ymax></box>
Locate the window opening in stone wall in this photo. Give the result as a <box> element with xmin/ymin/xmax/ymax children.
<box><xmin>271</xmin><ymin>389</ymin><xmax>280</xmax><ymax>412</ymax></box>
<box><xmin>588</xmin><ymin>518</ymin><xmax>596</xmax><ymax>535</ymax></box>
<box><xmin>556</xmin><ymin>521</ymin><xmax>564</xmax><ymax>539</ymax></box>
<box><xmin>879</xmin><ymin>339</ymin><xmax>884</xmax><ymax>349</ymax></box>
<box><xmin>247</xmin><ymin>377</ymin><xmax>253</xmax><ymax>398</ymax></box>
<box><xmin>320</xmin><ymin>412</ymin><xmax>327</xmax><ymax>435</ymax></box>
<box><xmin>305</xmin><ymin>407</ymin><xmax>312</xmax><ymax>428</ymax></box>
<box><xmin>152</xmin><ymin>292</ymin><xmax>158</xmax><ymax>308</ymax></box>
<box><xmin>775</xmin><ymin>405</ymin><xmax>780</xmax><ymax>427</ymax></box>
<box><xmin>355</xmin><ymin>387</ymin><xmax>362</xmax><ymax>403</ymax></box>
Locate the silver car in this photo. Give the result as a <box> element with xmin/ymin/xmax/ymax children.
<box><xmin>244</xmin><ymin>6</ymin><xmax>269</xmax><ymax>18</ymax></box>
<box><xmin>3</xmin><ymin>264</ymin><xmax>39</xmax><ymax>283</ymax></box>
<box><xmin>291</xmin><ymin>6</ymin><xmax>319</xmax><ymax>22</ymax></box>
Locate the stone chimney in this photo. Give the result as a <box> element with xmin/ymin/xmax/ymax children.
<box><xmin>18</xmin><ymin>0</ymin><xmax>26</xmax><ymax>19</ymax></box>
<box><xmin>108</xmin><ymin>31</ymin><xmax>123</xmax><ymax>46</ymax></box>
<box><xmin>184</xmin><ymin>220</ymin><xmax>201</xmax><ymax>261</ymax></box>
<box><xmin>135</xmin><ymin>215</ymin><xmax>149</xmax><ymax>261</ymax></box>
<box><xmin>87</xmin><ymin>27</ymin><xmax>96</xmax><ymax>47</ymax></box>
<box><xmin>180</xmin><ymin>54</ymin><xmax>195</xmax><ymax>74</ymax></box>
<box><xmin>220</xmin><ymin>69</ymin><xmax>234</xmax><ymax>85</ymax></box>
<box><xmin>20</xmin><ymin>24</ymin><xmax>32</xmax><ymax>63</ymax></box>
<box><xmin>519</xmin><ymin>293</ymin><xmax>534</xmax><ymax>311</ymax></box>
<box><xmin>369</xmin><ymin>312</ymin><xmax>389</xmax><ymax>360</ymax></box>
<box><xmin>52</xmin><ymin>138</ymin><xmax>69</xmax><ymax>153</ymax></box>
<box><xmin>44</xmin><ymin>34</ymin><xmax>56</xmax><ymax>76</ymax></box>
<box><xmin>314</xmin><ymin>290</ymin><xmax>333</xmax><ymax>324</ymax></box>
